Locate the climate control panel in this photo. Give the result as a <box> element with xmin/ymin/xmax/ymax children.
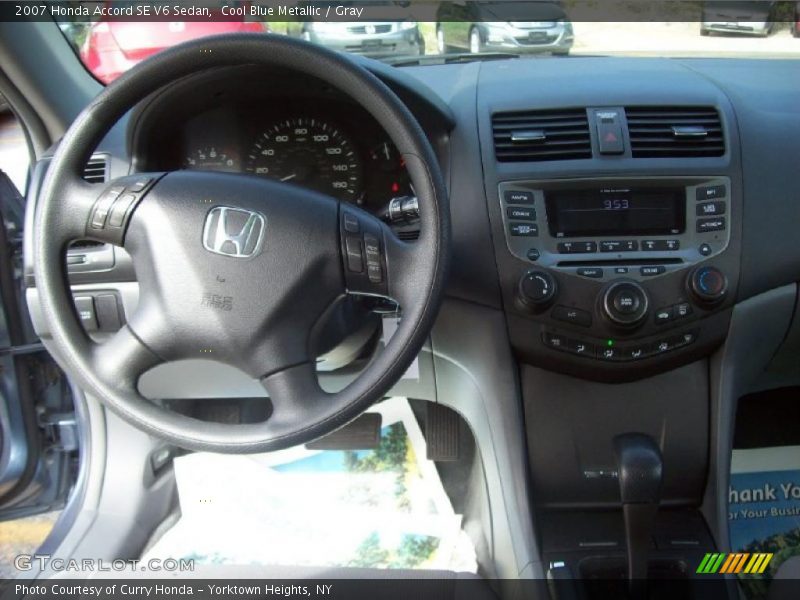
<box><xmin>494</xmin><ymin>175</ymin><xmax>740</xmax><ymax>382</ymax></box>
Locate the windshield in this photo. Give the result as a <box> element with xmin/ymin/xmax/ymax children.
<box><xmin>51</xmin><ymin>0</ymin><xmax>800</xmax><ymax>83</ymax></box>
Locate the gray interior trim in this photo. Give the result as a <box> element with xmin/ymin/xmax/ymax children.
<box><xmin>703</xmin><ymin>283</ymin><xmax>798</xmax><ymax>551</ymax></box>
<box><xmin>431</xmin><ymin>298</ymin><xmax>541</xmax><ymax>580</ymax></box>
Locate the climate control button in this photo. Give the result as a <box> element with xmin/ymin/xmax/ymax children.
<box><xmin>602</xmin><ymin>281</ymin><xmax>649</xmax><ymax>328</ymax></box>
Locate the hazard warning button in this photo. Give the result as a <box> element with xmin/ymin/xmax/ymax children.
<box><xmin>595</xmin><ymin>110</ymin><xmax>625</xmax><ymax>155</ymax></box>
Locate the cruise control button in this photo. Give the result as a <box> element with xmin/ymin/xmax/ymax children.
<box><xmin>696</xmin><ymin>217</ymin><xmax>726</xmax><ymax>233</ymax></box>
<box><xmin>696</xmin><ymin>185</ymin><xmax>726</xmax><ymax>201</ymax></box>
<box><xmin>507</xmin><ymin>207</ymin><xmax>536</xmax><ymax>220</ymax></box>
<box><xmin>577</xmin><ymin>267</ymin><xmax>603</xmax><ymax>279</ymax></box>
<box><xmin>551</xmin><ymin>305</ymin><xmax>592</xmax><ymax>327</ymax></box>
<box><xmin>696</xmin><ymin>201</ymin><xmax>726</xmax><ymax>216</ymax></box>
<box><xmin>73</xmin><ymin>296</ymin><xmax>98</xmax><ymax>331</ymax></box>
<box><xmin>655</xmin><ymin>306</ymin><xmax>674</xmax><ymax>324</ymax></box>
<box><xmin>504</xmin><ymin>190</ymin><xmax>534</xmax><ymax>204</ymax></box>
<box><xmin>510</xmin><ymin>223</ymin><xmax>538</xmax><ymax>237</ymax></box>
<box><xmin>640</xmin><ymin>266</ymin><xmax>666</xmax><ymax>276</ymax></box>
<box><xmin>557</xmin><ymin>241</ymin><xmax>597</xmax><ymax>254</ymax></box>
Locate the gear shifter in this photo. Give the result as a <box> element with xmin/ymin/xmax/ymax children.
<box><xmin>614</xmin><ymin>433</ymin><xmax>663</xmax><ymax>597</ymax></box>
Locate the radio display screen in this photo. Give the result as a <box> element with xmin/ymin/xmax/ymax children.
<box><xmin>545</xmin><ymin>187</ymin><xmax>686</xmax><ymax>238</ymax></box>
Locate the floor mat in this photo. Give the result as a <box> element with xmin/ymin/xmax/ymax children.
<box><xmin>143</xmin><ymin>397</ymin><xmax>477</xmax><ymax>573</ymax></box>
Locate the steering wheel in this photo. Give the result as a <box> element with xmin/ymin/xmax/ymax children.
<box><xmin>33</xmin><ymin>34</ymin><xmax>450</xmax><ymax>453</ymax></box>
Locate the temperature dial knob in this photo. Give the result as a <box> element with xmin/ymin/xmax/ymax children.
<box><xmin>689</xmin><ymin>266</ymin><xmax>728</xmax><ymax>305</ymax></box>
<box><xmin>517</xmin><ymin>270</ymin><xmax>557</xmax><ymax>310</ymax></box>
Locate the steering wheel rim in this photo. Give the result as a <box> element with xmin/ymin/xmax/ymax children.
<box><xmin>34</xmin><ymin>34</ymin><xmax>450</xmax><ymax>453</ymax></box>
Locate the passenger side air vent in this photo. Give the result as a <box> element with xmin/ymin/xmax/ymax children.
<box><xmin>492</xmin><ymin>109</ymin><xmax>592</xmax><ymax>162</ymax></box>
<box><xmin>626</xmin><ymin>106</ymin><xmax>724</xmax><ymax>158</ymax></box>
<box><xmin>82</xmin><ymin>155</ymin><xmax>108</xmax><ymax>183</ymax></box>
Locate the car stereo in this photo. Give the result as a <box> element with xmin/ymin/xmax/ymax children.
<box><xmin>495</xmin><ymin>176</ymin><xmax>736</xmax><ymax>381</ymax></box>
<box><xmin>499</xmin><ymin>177</ymin><xmax>730</xmax><ymax>282</ymax></box>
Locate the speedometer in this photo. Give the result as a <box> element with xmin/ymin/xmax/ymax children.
<box><xmin>245</xmin><ymin>118</ymin><xmax>363</xmax><ymax>202</ymax></box>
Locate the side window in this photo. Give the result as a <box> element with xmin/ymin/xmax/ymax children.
<box><xmin>0</xmin><ymin>94</ymin><xmax>30</xmax><ymax>195</ymax></box>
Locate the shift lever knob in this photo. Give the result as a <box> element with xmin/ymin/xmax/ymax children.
<box><xmin>614</xmin><ymin>432</ymin><xmax>663</xmax><ymax>504</ymax></box>
<box><xmin>614</xmin><ymin>433</ymin><xmax>663</xmax><ymax>597</ymax></box>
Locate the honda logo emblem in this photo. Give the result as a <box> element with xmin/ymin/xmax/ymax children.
<box><xmin>203</xmin><ymin>206</ymin><xmax>265</xmax><ymax>258</ymax></box>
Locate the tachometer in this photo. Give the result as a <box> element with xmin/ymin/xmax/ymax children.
<box><xmin>184</xmin><ymin>146</ymin><xmax>238</xmax><ymax>171</ymax></box>
<box><xmin>245</xmin><ymin>118</ymin><xmax>363</xmax><ymax>202</ymax></box>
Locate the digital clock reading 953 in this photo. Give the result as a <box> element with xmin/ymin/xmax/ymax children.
<box><xmin>545</xmin><ymin>187</ymin><xmax>686</xmax><ymax>238</ymax></box>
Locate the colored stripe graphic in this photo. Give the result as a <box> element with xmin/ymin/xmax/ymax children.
<box><xmin>698</xmin><ymin>553</ymin><xmax>774</xmax><ymax>575</ymax></box>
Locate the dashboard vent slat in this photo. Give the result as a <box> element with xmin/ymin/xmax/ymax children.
<box><xmin>626</xmin><ymin>107</ymin><xmax>724</xmax><ymax>158</ymax></box>
<box><xmin>82</xmin><ymin>155</ymin><xmax>109</xmax><ymax>183</ymax></box>
<box><xmin>492</xmin><ymin>109</ymin><xmax>591</xmax><ymax>162</ymax></box>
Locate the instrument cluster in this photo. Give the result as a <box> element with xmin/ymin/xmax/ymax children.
<box><xmin>153</xmin><ymin>100</ymin><xmax>413</xmax><ymax>212</ymax></box>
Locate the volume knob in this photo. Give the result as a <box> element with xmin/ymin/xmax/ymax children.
<box><xmin>517</xmin><ymin>270</ymin><xmax>557</xmax><ymax>310</ymax></box>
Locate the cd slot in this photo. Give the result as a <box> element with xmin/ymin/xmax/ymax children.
<box><xmin>557</xmin><ymin>258</ymin><xmax>683</xmax><ymax>268</ymax></box>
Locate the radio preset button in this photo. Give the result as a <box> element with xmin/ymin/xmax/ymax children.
<box><xmin>696</xmin><ymin>201</ymin><xmax>726</xmax><ymax>216</ymax></box>
<box><xmin>504</xmin><ymin>190</ymin><xmax>534</xmax><ymax>204</ymax></box>
<box><xmin>507</xmin><ymin>207</ymin><xmax>536</xmax><ymax>220</ymax></box>
<box><xmin>696</xmin><ymin>185</ymin><xmax>726</xmax><ymax>201</ymax></box>
<box><xmin>510</xmin><ymin>223</ymin><xmax>538</xmax><ymax>236</ymax></box>
<box><xmin>600</xmin><ymin>240</ymin><xmax>638</xmax><ymax>252</ymax></box>
<box><xmin>697</xmin><ymin>217</ymin><xmax>726</xmax><ymax>233</ymax></box>
<box><xmin>557</xmin><ymin>241</ymin><xmax>597</xmax><ymax>254</ymax></box>
<box><xmin>642</xmin><ymin>240</ymin><xmax>680</xmax><ymax>251</ymax></box>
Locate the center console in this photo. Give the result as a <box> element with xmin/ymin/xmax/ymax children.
<box><xmin>495</xmin><ymin>176</ymin><xmax>739</xmax><ymax>381</ymax></box>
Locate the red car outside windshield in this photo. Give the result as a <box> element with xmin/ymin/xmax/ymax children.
<box><xmin>80</xmin><ymin>1</ymin><xmax>268</xmax><ymax>83</ymax></box>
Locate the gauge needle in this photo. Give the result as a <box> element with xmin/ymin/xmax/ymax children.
<box><xmin>280</xmin><ymin>174</ymin><xmax>297</xmax><ymax>182</ymax></box>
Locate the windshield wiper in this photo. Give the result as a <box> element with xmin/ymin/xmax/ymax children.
<box><xmin>384</xmin><ymin>52</ymin><xmax>520</xmax><ymax>67</ymax></box>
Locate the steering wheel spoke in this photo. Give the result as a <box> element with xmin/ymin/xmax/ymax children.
<box><xmin>89</xmin><ymin>325</ymin><xmax>163</xmax><ymax>394</ymax></box>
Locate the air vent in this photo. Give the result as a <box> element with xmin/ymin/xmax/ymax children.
<box><xmin>397</xmin><ymin>229</ymin><xmax>420</xmax><ymax>242</ymax></box>
<box><xmin>626</xmin><ymin>106</ymin><xmax>724</xmax><ymax>158</ymax></box>
<box><xmin>82</xmin><ymin>155</ymin><xmax>108</xmax><ymax>183</ymax></box>
<box><xmin>492</xmin><ymin>109</ymin><xmax>592</xmax><ymax>162</ymax></box>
